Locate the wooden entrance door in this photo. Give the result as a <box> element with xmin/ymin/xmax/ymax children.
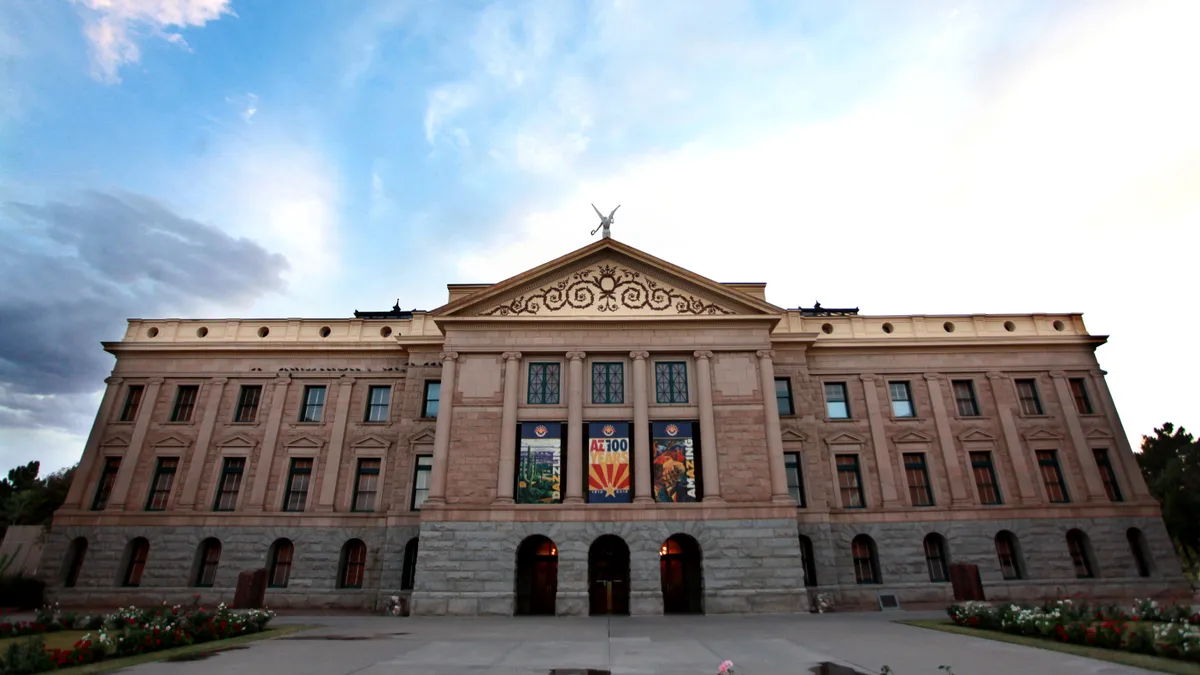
<box><xmin>588</xmin><ymin>535</ymin><xmax>630</xmax><ymax>615</ymax></box>
<box><xmin>516</xmin><ymin>536</ymin><xmax>558</xmax><ymax>615</ymax></box>
<box><xmin>660</xmin><ymin>535</ymin><xmax>703</xmax><ymax>614</ymax></box>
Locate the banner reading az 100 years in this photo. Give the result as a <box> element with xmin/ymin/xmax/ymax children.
<box><xmin>588</xmin><ymin>422</ymin><xmax>631</xmax><ymax>503</ymax></box>
<box><xmin>517</xmin><ymin>422</ymin><xmax>562</xmax><ymax>504</ymax></box>
<box><xmin>652</xmin><ymin>421</ymin><xmax>696</xmax><ymax>502</ymax></box>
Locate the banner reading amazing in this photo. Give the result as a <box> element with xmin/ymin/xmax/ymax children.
<box><xmin>652</xmin><ymin>421</ymin><xmax>696</xmax><ymax>503</ymax></box>
<box><xmin>517</xmin><ymin>422</ymin><xmax>562</xmax><ymax>504</ymax></box>
<box><xmin>588</xmin><ymin>422</ymin><xmax>631</xmax><ymax>503</ymax></box>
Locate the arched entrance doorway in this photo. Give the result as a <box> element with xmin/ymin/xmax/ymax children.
<box><xmin>660</xmin><ymin>534</ymin><xmax>703</xmax><ymax>614</ymax></box>
<box><xmin>515</xmin><ymin>536</ymin><xmax>558</xmax><ymax>615</ymax></box>
<box><xmin>588</xmin><ymin>535</ymin><xmax>630</xmax><ymax>615</ymax></box>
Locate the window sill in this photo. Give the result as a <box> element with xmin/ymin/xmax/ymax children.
<box><xmin>891</xmin><ymin>416</ymin><xmax>925</xmax><ymax>422</ymax></box>
<box><xmin>1018</xmin><ymin>413</ymin><xmax>1051</xmax><ymax>419</ymax></box>
<box><xmin>360</xmin><ymin>421</ymin><xmax>389</xmax><ymax>426</ymax></box>
<box><xmin>231</xmin><ymin>421</ymin><xmax>260</xmax><ymax>426</ymax></box>
<box><xmin>953</xmin><ymin>415</ymin><xmax>990</xmax><ymax>421</ymax></box>
<box><xmin>825</xmin><ymin>418</ymin><xmax>856</xmax><ymax>423</ymax></box>
<box><xmin>110</xmin><ymin>421</ymin><xmax>134</xmax><ymax>425</ymax></box>
<box><xmin>165</xmin><ymin>421</ymin><xmax>195</xmax><ymax>426</ymax></box>
<box><xmin>295</xmin><ymin>421</ymin><xmax>324</xmax><ymax>425</ymax></box>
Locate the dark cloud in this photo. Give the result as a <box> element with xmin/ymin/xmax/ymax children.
<box><xmin>0</xmin><ymin>191</ymin><xmax>289</xmax><ymax>430</ymax></box>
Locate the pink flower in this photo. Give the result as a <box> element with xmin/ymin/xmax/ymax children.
<box><xmin>718</xmin><ymin>659</ymin><xmax>734</xmax><ymax>674</ymax></box>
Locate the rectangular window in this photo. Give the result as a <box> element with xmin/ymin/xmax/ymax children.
<box><xmin>836</xmin><ymin>454</ymin><xmax>865</xmax><ymax>508</ymax></box>
<box><xmin>282</xmin><ymin>458</ymin><xmax>313</xmax><ymax>511</ymax></box>
<box><xmin>970</xmin><ymin>451</ymin><xmax>1002</xmax><ymax>505</ymax></box>
<box><xmin>119</xmin><ymin>385</ymin><xmax>144</xmax><ymax>422</ymax></box>
<box><xmin>775</xmin><ymin>378</ymin><xmax>795</xmax><ymax>416</ymax></box>
<box><xmin>527</xmin><ymin>363</ymin><xmax>562</xmax><ymax>405</ymax></box>
<box><xmin>1015</xmin><ymin>379</ymin><xmax>1043</xmax><ymax>415</ymax></box>
<box><xmin>952</xmin><ymin>380</ymin><xmax>980</xmax><ymax>417</ymax></box>
<box><xmin>904</xmin><ymin>453</ymin><xmax>934</xmax><ymax>506</ymax></box>
<box><xmin>825</xmin><ymin>382</ymin><xmax>850</xmax><ymax>419</ymax></box>
<box><xmin>213</xmin><ymin>457</ymin><xmax>244</xmax><ymax>511</ymax></box>
<box><xmin>654</xmin><ymin>362</ymin><xmax>688</xmax><ymax>404</ymax></box>
<box><xmin>421</xmin><ymin>381</ymin><xmax>440</xmax><ymax>418</ymax></box>
<box><xmin>365</xmin><ymin>385</ymin><xmax>391</xmax><ymax>422</ymax></box>
<box><xmin>91</xmin><ymin>457</ymin><xmax>121</xmax><ymax>510</ymax></box>
<box><xmin>1093</xmin><ymin>448</ymin><xmax>1123</xmax><ymax>502</ymax></box>
<box><xmin>1036</xmin><ymin>450</ymin><xmax>1069</xmax><ymax>503</ymax></box>
<box><xmin>889</xmin><ymin>382</ymin><xmax>915</xmax><ymax>417</ymax></box>
<box><xmin>353</xmin><ymin>458</ymin><xmax>381</xmax><ymax>512</ymax></box>
<box><xmin>1070</xmin><ymin>378</ymin><xmax>1094</xmax><ymax>414</ymax></box>
<box><xmin>591</xmin><ymin>362</ymin><xmax>624</xmax><ymax>404</ymax></box>
<box><xmin>170</xmin><ymin>384</ymin><xmax>198</xmax><ymax>422</ymax></box>
<box><xmin>411</xmin><ymin>455</ymin><xmax>433</xmax><ymax>510</ymax></box>
<box><xmin>299</xmin><ymin>385</ymin><xmax>326</xmax><ymax>422</ymax></box>
<box><xmin>144</xmin><ymin>457</ymin><xmax>178</xmax><ymax>511</ymax></box>
<box><xmin>234</xmin><ymin>385</ymin><xmax>261</xmax><ymax>423</ymax></box>
<box><xmin>784</xmin><ymin>452</ymin><xmax>806</xmax><ymax>507</ymax></box>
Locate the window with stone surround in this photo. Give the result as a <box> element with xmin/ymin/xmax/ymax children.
<box><xmin>995</xmin><ymin>530</ymin><xmax>1023</xmax><ymax>580</ymax></box>
<box><xmin>924</xmin><ymin>533</ymin><xmax>949</xmax><ymax>582</ymax></box>
<box><xmin>144</xmin><ymin>457</ymin><xmax>178</xmax><ymax>511</ymax></box>
<box><xmin>1092</xmin><ymin>448</ymin><xmax>1123</xmax><ymax>502</ymax></box>
<box><xmin>170</xmin><ymin>385</ymin><xmax>198</xmax><ymax>422</ymax></box>
<box><xmin>268</xmin><ymin>539</ymin><xmax>293</xmax><ymax>587</ymax></box>
<box><xmin>904</xmin><ymin>453</ymin><xmax>934</xmax><ymax>506</ymax></box>
<box><xmin>421</xmin><ymin>381</ymin><xmax>440</xmax><ymax>418</ymax></box>
<box><xmin>91</xmin><ymin>457</ymin><xmax>121</xmax><ymax>511</ymax></box>
<box><xmin>213</xmin><ymin>457</ymin><xmax>244</xmax><ymax>511</ymax></box>
<box><xmin>654</xmin><ymin>362</ymin><xmax>688</xmax><ymax>404</ymax></box>
<box><xmin>775</xmin><ymin>377</ymin><xmax>794</xmax><ymax>416</ymax></box>
<box><xmin>119</xmin><ymin>385</ymin><xmax>143</xmax><ymax>422</ymax></box>
<box><xmin>411</xmin><ymin>456</ymin><xmax>433</xmax><ymax>510</ymax></box>
<box><xmin>1015</xmin><ymin>379</ymin><xmax>1043</xmax><ymax>415</ymax></box>
<box><xmin>528</xmin><ymin>363</ymin><xmax>561</xmax><ymax>405</ymax></box>
<box><xmin>1036</xmin><ymin>450</ymin><xmax>1069</xmax><ymax>503</ymax></box>
<box><xmin>798</xmin><ymin>535</ymin><xmax>817</xmax><ymax>586</ymax></box>
<box><xmin>784</xmin><ymin>452</ymin><xmax>806</xmax><ymax>507</ymax></box>
<box><xmin>353</xmin><ymin>458</ymin><xmax>381</xmax><ymax>512</ymax></box>
<box><xmin>970</xmin><ymin>451</ymin><xmax>1002</xmax><ymax>505</ymax></box>
<box><xmin>592</xmin><ymin>362</ymin><xmax>624</xmax><ymax>404</ymax></box>
<box><xmin>952</xmin><ymin>380</ymin><xmax>979</xmax><ymax>417</ymax></box>
<box><xmin>282</xmin><ymin>458</ymin><xmax>313</xmax><ymax>511</ymax></box>
<box><xmin>194</xmin><ymin>538</ymin><xmax>221</xmax><ymax>587</ymax></box>
<box><xmin>63</xmin><ymin>538</ymin><xmax>87</xmax><ymax>588</ymax></box>
<box><xmin>339</xmin><ymin>539</ymin><xmax>367</xmax><ymax>589</ymax></box>
<box><xmin>299</xmin><ymin>385</ymin><xmax>326</xmax><ymax>422</ymax></box>
<box><xmin>1066</xmin><ymin>529</ymin><xmax>1096</xmax><ymax>578</ymax></box>
<box><xmin>365</xmin><ymin>386</ymin><xmax>391</xmax><ymax>422</ymax></box>
<box><xmin>121</xmin><ymin>537</ymin><xmax>149</xmax><ymax>587</ymax></box>
<box><xmin>889</xmin><ymin>381</ymin><xmax>915</xmax><ymax>418</ymax></box>
<box><xmin>1070</xmin><ymin>378</ymin><xmax>1094</xmax><ymax>414</ymax></box>
<box><xmin>836</xmin><ymin>454</ymin><xmax>865</xmax><ymax>508</ymax></box>
<box><xmin>401</xmin><ymin>538</ymin><xmax>419</xmax><ymax>590</ymax></box>
<box><xmin>234</xmin><ymin>385</ymin><xmax>262</xmax><ymax>422</ymax></box>
<box><xmin>1127</xmin><ymin>528</ymin><xmax>1153</xmax><ymax>578</ymax></box>
<box><xmin>825</xmin><ymin>382</ymin><xmax>850</xmax><ymax>419</ymax></box>
<box><xmin>852</xmin><ymin>534</ymin><xmax>880</xmax><ymax>584</ymax></box>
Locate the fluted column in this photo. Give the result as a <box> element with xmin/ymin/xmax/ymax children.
<box><xmin>494</xmin><ymin>352</ymin><xmax>522</xmax><ymax>504</ymax></box>
<box><xmin>317</xmin><ymin>375</ymin><xmax>356</xmax><ymax>510</ymax></box>
<box><xmin>246</xmin><ymin>375</ymin><xmax>292</xmax><ymax>511</ymax></box>
<box><xmin>859</xmin><ymin>374</ymin><xmax>902</xmax><ymax>508</ymax></box>
<box><xmin>107</xmin><ymin>377</ymin><xmax>163</xmax><ymax>511</ymax></box>
<box><xmin>177</xmin><ymin>377</ymin><xmax>228</xmax><ymax>510</ymax></box>
<box><xmin>757</xmin><ymin>351</ymin><xmax>791</xmax><ymax>503</ymax></box>
<box><xmin>565</xmin><ymin>352</ymin><xmax>586</xmax><ymax>503</ymax></box>
<box><xmin>1050</xmin><ymin>371</ymin><xmax>1108</xmax><ymax>502</ymax></box>
<box><xmin>1089</xmin><ymin>369</ymin><xmax>1152</xmax><ymax>501</ymax></box>
<box><xmin>630</xmin><ymin>351</ymin><xmax>653</xmax><ymax>503</ymax></box>
<box><xmin>693</xmin><ymin>351</ymin><xmax>723</xmax><ymax>502</ymax></box>
<box><xmin>67</xmin><ymin>376</ymin><xmax>124</xmax><ymax>509</ymax></box>
<box><xmin>987</xmin><ymin>372</ymin><xmax>1039</xmax><ymax>503</ymax></box>
<box><xmin>426</xmin><ymin>352</ymin><xmax>458</xmax><ymax>505</ymax></box>
<box><xmin>923</xmin><ymin>374</ymin><xmax>971</xmax><ymax>505</ymax></box>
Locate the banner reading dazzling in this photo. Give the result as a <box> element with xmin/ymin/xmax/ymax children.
<box><xmin>517</xmin><ymin>422</ymin><xmax>562</xmax><ymax>504</ymax></box>
<box><xmin>652</xmin><ymin>421</ymin><xmax>696</xmax><ymax>502</ymax></box>
<box><xmin>588</xmin><ymin>422</ymin><xmax>631</xmax><ymax>503</ymax></box>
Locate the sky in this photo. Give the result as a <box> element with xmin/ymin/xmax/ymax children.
<box><xmin>1</xmin><ymin>0</ymin><xmax>1198</xmax><ymax>474</ymax></box>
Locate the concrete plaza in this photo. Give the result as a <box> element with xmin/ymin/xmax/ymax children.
<box><xmin>121</xmin><ymin>611</ymin><xmax>1163</xmax><ymax>675</ymax></box>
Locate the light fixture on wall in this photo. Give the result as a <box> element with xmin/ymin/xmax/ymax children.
<box><xmin>659</xmin><ymin>544</ymin><xmax>668</xmax><ymax>556</ymax></box>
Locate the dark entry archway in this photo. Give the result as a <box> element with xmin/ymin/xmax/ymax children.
<box><xmin>588</xmin><ymin>535</ymin><xmax>630</xmax><ymax>615</ymax></box>
<box><xmin>515</xmin><ymin>535</ymin><xmax>558</xmax><ymax>615</ymax></box>
<box><xmin>660</xmin><ymin>534</ymin><xmax>703</xmax><ymax>614</ymax></box>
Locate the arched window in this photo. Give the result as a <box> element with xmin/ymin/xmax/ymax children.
<box><xmin>194</xmin><ymin>538</ymin><xmax>221</xmax><ymax>587</ymax></box>
<box><xmin>268</xmin><ymin>539</ymin><xmax>294</xmax><ymax>588</ymax></box>
<box><xmin>995</xmin><ymin>531</ymin><xmax>1023</xmax><ymax>580</ymax></box>
<box><xmin>924</xmin><ymin>533</ymin><xmax>949</xmax><ymax>583</ymax></box>
<box><xmin>340</xmin><ymin>539</ymin><xmax>367</xmax><ymax>589</ymax></box>
<box><xmin>1066</xmin><ymin>529</ymin><xmax>1095</xmax><ymax>579</ymax></box>
<box><xmin>122</xmin><ymin>537</ymin><xmax>149</xmax><ymax>587</ymax></box>
<box><xmin>851</xmin><ymin>534</ymin><xmax>880</xmax><ymax>584</ymax></box>
<box><xmin>401</xmin><ymin>538</ymin><xmax>419</xmax><ymax>591</ymax></box>
<box><xmin>1127</xmin><ymin>528</ymin><xmax>1153</xmax><ymax>577</ymax></box>
<box><xmin>798</xmin><ymin>535</ymin><xmax>817</xmax><ymax>587</ymax></box>
<box><xmin>63</xmin><ymin>538</ymin><xmax>87</xmax><ymax>588</ymax></box>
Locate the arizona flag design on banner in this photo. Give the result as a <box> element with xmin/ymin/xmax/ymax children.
<box><xmin>517</xmin><ymin>422</ymin><xmax>562</xmax><ymax>504</ymax></box>
<box><xmin>652</xmin><ymin>421</ymin><xmax>696</xmax><ymax>502</ymax></box>
<box><xmin>588</xmin><ymin>422</ymin><xmax>631</xmax><ymax>503</ymax></box>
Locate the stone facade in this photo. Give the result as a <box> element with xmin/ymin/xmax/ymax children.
<box><xmin>42</xmin><ymin>238</ymin><xmax>1190</xmax><ymax>613</ymax></box>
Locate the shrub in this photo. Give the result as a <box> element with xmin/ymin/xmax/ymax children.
<box><xmin>0</xmin><ymin>638</ymin><xmax>54</xmax><ymax>675</ymax></box>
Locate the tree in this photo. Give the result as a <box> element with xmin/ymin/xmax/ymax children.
<box><xmin>1138</xmin><ymin>423</ymin><xmax>1200</xmax><ymax>559</ymax></box>
<box><xmin>0</xmin><ymin>462</ymin><xmax>78</xmax><ymax>539</ymax></box>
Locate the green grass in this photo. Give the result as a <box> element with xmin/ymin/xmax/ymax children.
<box><xmin>0</xmin><ymin>630</ymin><xmax>90</xmax><ymax>652</ymax></box>
<box><xmin>897</xmin><ymin>620</ymin><xmax>1200</xmax><ymax>675</ymax></box>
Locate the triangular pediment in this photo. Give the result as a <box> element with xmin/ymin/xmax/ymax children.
<box><xmin>284</xmin><ymin>435</ymin><xmax>323</xmax><ymax>449</ymax></box>
<box><xmin>780</xmin><ymin>429</ymin><xmax>808</xmax><ymax>442</ymax></box>
<box><xmin>1086</xmin><ymin>427</ymin><xmax>1114</xmax><ymax>439</ymax></box>
<box><xmin>153</xmin><ymin>435</ymin><xmax>188</xmax><ymax>448</ymax></box>
<box><xmin>351</xmin><ymin>434</ymin><xmax>391</xmax><ymax>450</ymax></box>
<box><xmin>892</xmin><ymin>430</ymin><xmax>934</xmax><ymax>443</ymax></box>
<box><xmin>957</xmin><ymin>429</ymin><xmax>997</xmax><ymax>442</ymax></box>
<box><xmin>218</xmin><ymin>434</ymin><xmax>255</xmax><ymax>448</ymax></box>
<box><xmin>101</xmin><ymin>433</ymin><xmax>130</xmax><ymax>446</ymax></box>
<box><xmin>1023</xmin><ymin>428</ymin><xmax>1063</xmax><ymax>441</ymax></box>
<box><xmin>824</xmin><ymin>431</ymin><xmax>867</xmax><ymax>446</ymax></box>
<box><xmin>408</xmin><ymin>430</ymin><xmax>436</xmax><ymax>445</ymax></box>
<box><xmin>434</xmin><ymin>239</ymin><xmax>782</xmax><ymax>319</ymax></box>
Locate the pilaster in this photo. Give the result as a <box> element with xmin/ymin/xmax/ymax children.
<box><xmin>923</xmin><ymin>374</ymin><xmax>971</xmax><ymax>505</ymax></box>
<box><xmin>859</xmin><ymin>374</ymin><xmax>901</xmax><ymax>508</ymax></box>
<box><xmin>630</xmin><ymin>351</ymin><xmax>652</xmax><ymax>503</ymax></box>
<box><xmin>426</xmin><ymin>352</ymin><xmax>459</xmax><ymax>505</ymax></box>
<box><xmin>693</xmin><ymin>351</ymin><xmax>722</xmax><ymax>502</ymax></box>
<box><xmin>756</xmin><ymin>350</ymin><xmax>791</xmax><ymax>503</ymax></box>
<box><xmin>1050</xmin><ymin>371</ymin><xmax>1108</xmax><ymax>502</ymax></box>
<box><xmin>107</xmin><ymin>377</ymin><xmax>163</xmax><ymax>510</ymax></box>
<box><xmin>246</xmin><ymin>375</ymin><xmax>291</xmax><ymax>511</ymax></box>
<box><xmin>316</xmin><ymin>375</ymin><xmax>356</xmax><ymax>511</ymax></box>
<box><xmin>494</xmin><ymin>352</ymin><xmax>522</xmax><ymax>504</ymax></box>
<box><xmin>176</xmin><ymin>377</ymin><xmax>227</xmax><ymax>510</ymax></box>
<box><xmin>987</xmin><ymin>372</ymin><xmax>1039</xmax><ymax>504</ymax></box>
<box><xmin>564</xmin><ymin>351</ymin><xmax>586</xmax><ymax>504</ymax></box>
<box><xmin>67</xmin><ymin>377</ymin><xmax>123</xmax><ymax>509</ymax></box>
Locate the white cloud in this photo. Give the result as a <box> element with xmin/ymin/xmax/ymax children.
<box><xmin>424</xmin><ymin>83</ymin><xmax>475</xmax><ymax>146</ymax></box>
<box><xmin>71</xmin><ymin>0</ymin><xmax>233</xmax><ymax>83</ymax></box>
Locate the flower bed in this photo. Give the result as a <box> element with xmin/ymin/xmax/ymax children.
<box><xmin>947</xmin><ymin>595</ymin><xmax>1200</xmax><ymax>663</ymax></box>
<box><xmin>0</xmin><ymin>600</ymin><xmax>274</xmax><ymax>674</ymax></box>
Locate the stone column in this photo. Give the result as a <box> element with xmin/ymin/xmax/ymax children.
<box><xmin>317</xmin><ymin>375</ymin><xmax>356</xmax><ymax>510</ymax></box>
<box><xmin>693</xmin><ymin>351</ymin><xmax>723</xmax><ymax>502</ymax></box>
<box><xmin>246</xmin><ymin>375</ymin><xmax>292</xmax><ymax>511</ymax></box>
<box><xmin>1050</xmin><ymin>371</ymin><xmax>1108</xmax><ymax>502</ymax></box>
<box><xmin>426</xmin><ymin>352</ymin><xmax>458</xmax><ymax>505</ymax></box>
<box><xmin>494</xmin><ymin>352</ymin><xmax>522</xmax><ymax>504</ymax></box>
<box><xmin>923</xmin><ymin>374</ymin><xmax>971</xmax><ymax>505</ymax></box>
<box><xmin>754</xmin><ymin>350</ymin><xmax>792</xmax><ymax>503</ymax></box>
<box><xmin>107</xmin><ymin>377</ymin><xmax>163</xmax><ymax>511</ymax></box>
<box><xmin>630</xmin><ymin>351</ymin><xmax>653</xmax><ymax>503</ymax></box>
<box><xmin>859</xmin><ymin>374</ymin><xmax>902</xmax><ymax>508</ymax></box>
<box><xmin>1090</xmin><ymin>369</ymin><xmax>1153</xmax><ymax>501</ymax></box>
<box><xmin>67</xmin><ymin>376</ymin><xmax>124</xmax><ymax>509</ymax></box>
<box><xmin>565</xmin><ymin>352</ymin><xmax>586</xmax><ymax>503</ymax></box>
<box><xmin>987</xmin><ymin>372</ymin><xmax>1039</xmax><ymax>503</ymax></box>
<box><xmin>176</xmin><ymin>377</ymin><xmax>228</xmax><ymax>510</ymax></box>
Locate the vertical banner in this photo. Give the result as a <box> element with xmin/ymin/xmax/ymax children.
<box><xmin>517</xmin><ymin>422</ymin><xmax>562</xmax><ymax>504</ymax></box>
<box><xmin>588</xmin><ymin>422</ymin><xmax>631</xmax><ymax>503</ymax></box>
<box><xmin>652</xmin><ymin>421</ymin><xmax>696</xmax><ymax>502</ymax></box>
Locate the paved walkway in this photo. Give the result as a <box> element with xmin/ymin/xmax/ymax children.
<box><xmin>125</xmin><ymin>612</ymin><xmax>1160</xmax><ymax>675</ymax></box>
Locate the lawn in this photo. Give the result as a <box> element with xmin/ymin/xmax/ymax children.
<box><xmin>897</xmin><ymin>619</ymin><xmax>1200</xmax><ymax>675</ymax></box>
<box><xmin>0</xmin><ymin>630</ymin><xmax>90</xmax><ymax>653</ymax></box>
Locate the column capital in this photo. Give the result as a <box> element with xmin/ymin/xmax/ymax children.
<box><xmin>630</xmin><ymin>351</ymin><xmax>650</xmax><ymax>361</ymax></box>
<box><xmin>339</xmin><ymin>375</ymin><xmax>356</xmax><ymax>386</ymax></box>
<box><xmin>105</xmin><ymin>376</ymin><xmax>123</xmax><ymax>385</ymax></box>
<box><xmin>1048</xmin><ymin>370</ymin><xmax>1068</xmax><ymax>379</ymax></box>
<box><xmin>755</xmin><ymin>349</ymin><xmax>774</xmax><ymax>360</ymax></box>
<box><xmin>274</xmin><ymin>375</ymin><xmax>292</xmax><ymax>386</ymax></box>
<box><xmin>985</xmin><ymin>371</ymin><xmax>1006</xmax><ymax>381</ymax></box>
<box><xmin>693</xmin><ymin>350</ymin><xmax>713</xmax><ymax>360</ymax></box>
<box><xmin>502</xmin><ymin>351</ymin><xmax>523</xmax><ymax>362</ymax></box>
<box><xmin>858</xmin><ymin>373</ymin><xmax>877</xmax><ymax>382</ymax></box>
<box><xmin>566</xmin><ymin>351</ymin><xmax>587</xmax><ymax>361</ymax></box>
<box><xmin>440</xmin><ymin>351</ymin><xmax>459</xmax><ymax>362</ymax></box>
<box><xmin>147</xmin><ymin>377</ymin><xmax>165</xmax><ymax>385</ymax></box>
<box><xmin>210</xmin><ymin>377</ymin><xmax>229</xmax><ymax>386</ymax></box>
<box><xmin>922</xmin><ymin>373</ymin><xmax>943</xmax><ymax>382</ymax></box>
